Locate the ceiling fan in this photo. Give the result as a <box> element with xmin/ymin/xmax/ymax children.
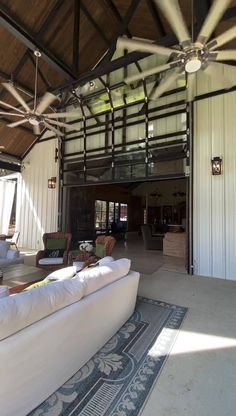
<box><xmin>117</xmin><ymin>0</ymin><xmax>236</xmax><ymax>101</ymax></box>
<box><xmin>0</xmin><ymin>50</ymin><xmax>80</xmax><ymax>136</ymax></box>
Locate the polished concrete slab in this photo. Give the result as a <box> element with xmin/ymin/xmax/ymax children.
<box><xmin>138</xmin><ymin>270</ymin><xmax>236</xmax><ymax>416</ymax></box>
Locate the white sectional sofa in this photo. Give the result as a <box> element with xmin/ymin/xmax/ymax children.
<box><xmin>0</xmin><ymin>258</ymin><xmax>140</xmax><ymax>416</ymax></box>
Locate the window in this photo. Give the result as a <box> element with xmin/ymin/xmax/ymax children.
<box><xmin>95</xmin><ymin>200</ymin><xmax>107</xmax><ymax>229</ymax></box>
<box><xmin>95</xmin><ymin>200</ymin><xmax>128</xmax><ymax>230</ymax></box>
<box><xmin>120</xmin><ymin>203</ymin><xmax>128</xmax><ymax>221</ymax></box>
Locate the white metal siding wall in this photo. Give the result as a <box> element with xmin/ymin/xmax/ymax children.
<box><xmin>194</xmin><ymin>91</ymin><xmax>236</xmax><ymax>280</ymax></box>
<box><xmin>16</xmin><ymin>140</ymin><xmax>59</xmax><ymax>250</ymax></box>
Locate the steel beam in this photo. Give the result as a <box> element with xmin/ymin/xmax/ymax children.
<box><xmin>0</xmin><ymin>4</ymin><xmax>76</xmax><ymax>80</ymax></box>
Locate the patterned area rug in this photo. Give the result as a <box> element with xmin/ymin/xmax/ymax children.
<box><xmin>29</xmin><ymin>297</ymin><xmax>187</xmax><ymax>416</ymax></box>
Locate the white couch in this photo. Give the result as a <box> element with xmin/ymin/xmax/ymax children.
<box><xmin>0</xmin><ymin>241</ymin><xmax>23</xmax><ymax>267</ymax></box>
<box><xmin>0</xmin><ymin>258</ymin><xmax>140</xmax><ymax>416</ymax></box>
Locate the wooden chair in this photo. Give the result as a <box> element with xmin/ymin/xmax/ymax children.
<box><xmin>75</xmin><ymin>235</ymin><xmax>116</xmax><ymax>264</ymax></box>
<box><xmin>6</xmin><ymin>231</ymin><xmax>20</xmax><ymax>249</ymax></box>
<box><xmin>36</xmin><ymin>232</ymin><xmax>72</xmax><ymax>271</ymax></box>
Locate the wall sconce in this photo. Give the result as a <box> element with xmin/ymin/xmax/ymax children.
<box><xmin>48</xmin><ymin>177</ymin><xmax>56</xmax><ymax>189</ymax></box>
<box><xmin>211</xmin><ymin>157</ymin><xmax>222</xmax><ymax>175</ymax></box>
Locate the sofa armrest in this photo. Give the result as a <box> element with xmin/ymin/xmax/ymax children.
<box><xmin>6</xmin><ymin>249</ymin><xmax>20</xmax><ymax>260</ymax></box>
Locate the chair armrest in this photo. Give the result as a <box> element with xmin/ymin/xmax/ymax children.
<box><xmin>36</xmin><ymin>250</ymin><xmax>46</xmax><ymax>265</ymax></box>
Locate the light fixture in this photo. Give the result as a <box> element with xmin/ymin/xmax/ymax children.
<box><xmin>211</xmin><ymin>157</ymin><xmax>222</xmax><ymax>175</ymax></box>
<box><xmin>48</xmin><ymin>177</ymin><xmax>56</xmax><ymax>189</ymax></box>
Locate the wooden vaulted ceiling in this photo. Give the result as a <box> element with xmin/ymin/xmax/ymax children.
<box><xmin>0</xmin><ymin>0</ymin><xmax>236</xmax><ymax>161</ymax></box>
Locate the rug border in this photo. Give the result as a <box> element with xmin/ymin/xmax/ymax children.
<box><xmin>137</xmin><ymin>296</ymin><xmax>188</xmax><ymax>416</ymax></box>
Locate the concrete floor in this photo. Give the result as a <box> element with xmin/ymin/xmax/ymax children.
<box><xmin>19</xmin><ymin>242</ymin><xmax>236</xmax><ymax>415</ymax></box>
<box><xmin>139</xmin><ymin>271</ymin><xmax>236</xmax><ymax>416</ymax></box>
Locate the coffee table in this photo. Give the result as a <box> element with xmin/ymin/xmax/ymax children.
<box><xmin>0</xmin><ymin>264</ymin><xmax>48</xmax><ymax>289</ymax></box>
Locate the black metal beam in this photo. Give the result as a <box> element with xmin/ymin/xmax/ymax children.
<box><xmin>104</xmin><ymin>0</ymin><xmax>132</xmax><ymax>38</ymax></box>
<box><xmin>80</xmin><ymin>1</ymin><xmax>110</xmax><ymax>45</ymax></box>
<box><xmin>0</xmin><ymin>159</ymin><xmax>21</xmax><ymax>171</ymax></box>
<box><xmin>0</xmin><ymin>4</ymin><xmax>76</xmax><ymax>80</ymax></box>
<box><xmin>73</xmin><ymin>0</ymin><xmax>80</xmax><ymax>75</ymax></box>
<box><xmin>146</xmin><ymin>0</ymin><xmax>165</xmax><ymax>36</ymax></box>
<box><xmin>101</xmin><ymin>0</ymin><xmax>141</xmax><ymax>63</ymax></box>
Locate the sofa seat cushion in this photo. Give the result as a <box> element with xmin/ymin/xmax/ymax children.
<box><xmin>77</xmin><ymin>258</ymin><xmax>131</xmax><ymax>296</ymax></box>
<box><xmin>39</xmin><ymin>257</ymin><xmax>64</xmax><ymax>265</ymax></box>
<box><xmin>0</xmin><ymin>241</ymin><xmax>10</xmax><ymax>258</ymax></box>
<box><xmin>0</xmin><ymin>278</ymin><xmax>85</xmax><ymax>341</ymax></box>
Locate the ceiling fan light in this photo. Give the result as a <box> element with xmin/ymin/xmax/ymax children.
<box><xmin>185</xmin><ymin>57</ymin><xmax>202</xmax><ymax>73</ymax></box>
<box><xmin>29</xmin><ymin>117</ymin><xmax>39</xmax><ymax>126</ymax></box>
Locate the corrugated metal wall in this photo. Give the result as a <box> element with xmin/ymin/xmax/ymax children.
<box><xmin>194</xmin><ymin>90</ymin><xmax>236</xmax><ymax>280</ymax></box>
<box><xmin>16</xmin><ymin>139</ymin><xmax>59</xmax><ymax>250</ymax></box>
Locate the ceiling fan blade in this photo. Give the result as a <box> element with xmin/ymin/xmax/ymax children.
<box><xmin>45</xmin><ymin>118</ymin><xmax>80</xmax><ymax>131</ymax></box>
<box><xmin>2</xmin><ymin>83</ymin><xmax>30</xmax><ymax>112</ymax></box>
<box><xmin>44</xmin><ymin>111</ymin><xmax>80</xmax><ymax>119</ymax></box>
<box><xmin>0</xmin><ymin>99</ymin><xmax>25</xmax><ymax>114</ymax></box>
<box><xmin>197</xmin><ymin>0</ymin><xmax>232</xmax><ymax>45</ymax></box>
<box><xmin>117</xmin><ymin>37</ymin><xmax>184</xmax><ymax>57</ymax></box>
<box><xmin>36</xmin><ymin>92</ymin><xmax>57</xmax><ymax>115</ymax></box>
<box><xmin>7</xmin><ymin>119</ymin><xmax>28</xmax><ymax>128</ymax></box>
<box><xmin>33</xmin><ymin>124</ymin><xmax>41</xmax><ymax>135</ymax></box>
<box><xmin>124</xmin><ymin>60</ymin><xmax>182</xmax><ymax>84</ymax></box>
<box><xmin>154</xmin><ymin>0</ymin><xmax>190</xmax><ymax>46</ymax></box>
<box><xmin>44</xmin><ymin>121</ymin><xmax>64</xmax><ymax>136</ymax></box>
<box><xmin>186</xmin><ymin>73</ymin><xmax>197</xmax><ymax>102</ymax></box>
<box><xmin>207</xmin><ymin>26</ymin><xmax>236</xmax><ymax>51</ymax></box>
<box><xmin>151</xmin><ymin>68</ymin><xmax>182</xmax><ymax>100</ymax></box>
<box><xmin>0</xmin><ymin>112</ymin><xmax>25</xmax><ymax>117</ymax></box>
<box><xmin>210</xmin><ymin>50</ymin><xmax>236</xmax><ymax>61</ymax></box>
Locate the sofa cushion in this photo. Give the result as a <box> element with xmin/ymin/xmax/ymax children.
<box><xmin>98</xmin><ymin>256</ymin><xmax>114</xmax><ymax>265</ymax></box>
<box><xmin>47</xmin><ymin>266</ymin><xmax>77</xmax><ymax>281</ymax></box>
<box><xmin>39</xmin><ymin>257</ymin><xmax>64</xmax><ymax>265</ymax></box>
<box><xmin>0</xmin><ymin>241</ymin><xmax>10</xmax><ymax>258</ymax></box>
<box><xmin>77</xmin><ymin>258</ymin><xmax>131</xmax><ymax>296</ymax></box>
<box><xmin>0</xmin><ymin>278</ymin><xmax>85</xmax><ymax>341</ymax></box>
<box><xmin>46</xmin><ymin>238</ymin><xmax>67</xmax><ymax>250</ymax></box>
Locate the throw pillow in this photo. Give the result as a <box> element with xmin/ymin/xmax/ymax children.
<box><xmin>47</xmin><ymin>266</ymin><xmax>77</xmax><ymax>281</ymax></box>
<box><xmin>25</xmin><ymin>278</ymin><xmax>52</xmax><ymax>290</ymax></box>
<box><xmin>45</xmin><ymin>249</ymin><xmax>64</xmax><ymax>258</ymax></box>
<box><xmin>46</xmin><ymin>238</ymin><xmax>67</xmax><ymax>250</ymax></box>
<box><xmin>95</xmin><ymin>243</ymin><xmax>104</xmax><ymax>258</ymax></box>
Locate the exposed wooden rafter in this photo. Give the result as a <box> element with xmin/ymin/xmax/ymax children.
<box><xmin>80</xmin><ymin>1</ymin><xmax>110</xmax><ymax>46</ymax></box>
<box><xmin>146</xmin><ymin>0</ymin><xmax>165</xmax><ymax>36</ymax></box>
<box><xmin>0</xmin><ymin>4</ymin><xmax>76</xmax><ymax>80</ymax></box>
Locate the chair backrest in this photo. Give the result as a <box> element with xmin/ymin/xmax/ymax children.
<box><xmin>43</xmin><ymin>232</ymin><xmax>72</xmax><ymax>252</ymax></box>
<box><xmin>141</xmin><ymin>225</ymin><xmax>152</xmax><ymax>243</ymax></box>
<box><xmin>11</xmin><ymin>231</ymin><xmax>20</xmax><ymax>244</ymax></box>
<box><xmin>95</xmin><ymin>235</ymin><xmax>116</xmax><ymax>256</ymax></box>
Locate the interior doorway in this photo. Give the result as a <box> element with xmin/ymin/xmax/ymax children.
<box><xmin>66</xmin><ymin>176</ymin><xmax>188</xmax><ymax>274</ymax></box>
